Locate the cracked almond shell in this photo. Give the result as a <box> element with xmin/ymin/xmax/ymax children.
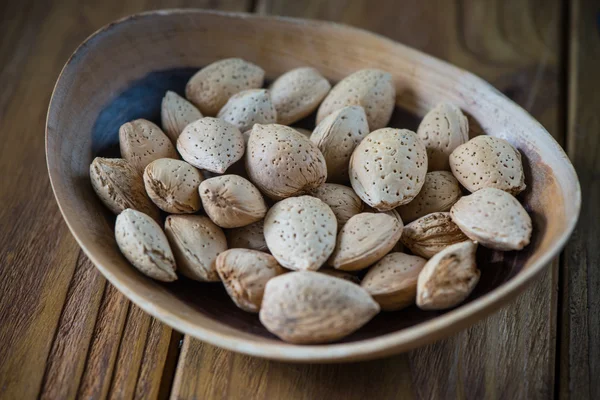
<box><xmin>161</xmin><ymin>91</ymin><xmax>203</xmax><ymax>142</ymax></box>
<box><xmin>401</xmin><ymin>212</ymin><xmax>469</xmax><ymax>259</ymax></box>
<box><xmin>217</xmin><ymin>89</ymin><xmax>277</xmax><ymax>133</ymax></box>
<box><xmin>119</xmin><ymin>119</ymin><xmax>178</xmax><ymax>173</ymax></box>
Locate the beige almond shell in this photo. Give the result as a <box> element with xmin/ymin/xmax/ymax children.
<box><xmin>199</xmin><ymin>175</ymin><xmax>267</xmax><ymax>228</ymax></box>
<box><xmin>361</xmin><ymin>252</ymin><xmax>427</xmax><ymax>311</ymax></box>
<box><xmin>216</xmin><ymin>249</ymin><xmax>285</xmax><ymax>313</ymax></box>
<box><xmin>177</xmin><ymin>117</ymin><xmax>244</xmax><ymax>174</ymax></box>
<box><xmin>397</xmin><ymin>171</ymin><xmax>462</xmax><ymax>223</ymax></box>
<box><xmin>350</xmin><ymin>128</ymin><xmax>428</xmax><ymax>211</ymax></box>
<box><xmin>329</xmin><ymin>210</ymin><xmax>404</xmax><ymax>271</ymax></box>
<box><xmin>417</xmin><ymin>103</ymin><xmax>469</xmax><ymax>171</ymax></box>
<box><xmin>450</xmin><ymin>188</ymin><xmax>532</xmax><ymax>251</ymax></box>
<box><xmin>401</xmin><ymin>212</ymin><xmax>469</xmax><ymax>259</ymax></box>
<box><xmin>310</xmin><ymin>105</ymin><xmax>370</xmax><ymax>183</ymax></box>
<box><xmin>226</xmin><ymin>220</ymin><xmax>269</xmax><ymax>252</ymax></box>
<box><xmin>185</xmin><ymin>58</ymin><xmax>265</xmax><ymax>116</ymax></box>
<box><xmin>161</xmin><ymin>91</ymin><xmax>203</xmax><ymax>143</ymax></box>
<box><xmin>309</xmin><ymin>183</ymin><xmax>364</xmax><ymax>230</ymax></box>
<box><xmin>417</xmin><ymin>241</ymin><xmax>480</xmax><ymax>310</ymax></box>
<box><xmin>294</xmin><ymin>128</ymin><xmax>312</xmax><ymax>138</ymax></box>
<box><xmin>316</xmin><ymin>69</ymin><xmax>395</xmax><ymax>130</ymax></box>
<box><xmin>318</xmin><ymin>268</ymin><xmax>361</xmax><ymax>284</ymax></box>
<box><xmin>119</xmin><ymin>119</ymin><xmax>178</xmax><ymax>173</ymax></box>
<box><xmin>245</xmin><ymin>124</ymin><xmax>327</xmax><ymax>200</ymax></box>
<box><xmin>115</xmin><ymin>209</ymin><xmax>177</xmax><ymax>282</ymax></box>
<box><xmin>90</xmin><ymin>157</ymin><xmax>160</xmax><ymax>221</ymax></box>
<box><xmin>259</xmin><ymin>271</ymin><xmax>380</xmax><ymax>344</ymax></box>
<box><xmin>264</xmin><ymin>196</ymin><xmax>337</xmax><ymax>271</ymax></box>
<box><xmin>143</xmin><ymin>158</ymin><xmax>203</xmax><ymax>214</ymax></box>
<box><xmin>217</xmin><ymin>89</ymin><xmax>277</xmax><ymax>133</ymax></box>
<box><xmin>449</xmin><ymin>135</ymin><xmax>526</xmax><ymax>195</ymax></box>
<box><xmin>270</xmin><ymin>67</ymin><xmax>331</xmax><ymax>125</ymax></box>
<box><xmin>164</xmin><ymin>215</ymin><xmax>227</xmax><ymax>281</ymax></box>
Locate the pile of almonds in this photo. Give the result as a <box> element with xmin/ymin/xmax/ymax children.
<box><xmin>90</xmin><ymin>58</ymin><xmax>533</xmax><ymax>344</ymax></box>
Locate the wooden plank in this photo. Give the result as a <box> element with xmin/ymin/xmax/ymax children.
<box><xmin>134</xmin><ymin>319</ymin><xmax>174</xmax><ymax>400</ymax></box>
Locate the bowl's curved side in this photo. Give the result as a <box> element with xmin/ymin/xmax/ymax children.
<box><xmin>46</xmin><ymin>9</ymin><xmax>580</xmax><ymax>362</ymax></box>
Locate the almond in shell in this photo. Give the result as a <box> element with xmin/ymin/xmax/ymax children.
<box><xmin>161</xmin><ymin>91</ymin><xmax>203</xmax><ymax>142</ymax></box>
<box><xmin>401</xmin><ymin>212</ymin><xmax>469</xmax><ymax>259</ymax></box>
<box><xmin>309</xmin><ymin>183</ymin><xmax>364</xmax><ymax>230</ymax></box>
<box><xmin>318</xmin><ymin>268</ymin><xmax>361</xmax><ymax>284</ymax></box>
<box><xmin>226</xmin><ymin>220</ymin><xmax>269</xmax><ymax>252</ymax></box>
<box><xmin>119</xmin><ymin>119</ymin><xmax>178</xmax><ymax>173</ymax></box>
<box><xmin>217</xmin><ymin>89</ymin><xmax>277</xmax><ymax>133</ymax></box>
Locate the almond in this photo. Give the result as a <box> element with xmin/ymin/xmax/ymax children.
<box><xmin>417</xmin><ymin>103</ymin><xmax>469</xmax><ymax>171</ymax></box>
<box><xmin>449</xmin><ymin>135</ymin><xmax>526</xmax><ymax>195</ymax></box>
<box><xmin>226</xmin><ymin>220</ymin><xmax>269</xmax><ymax>252</ymax></box>
<box><xmin>401</xmin><ymin>212</ymin><xmax>469</xmax><ymax>258</ymax></box>
<box><xmin>115</xmin><ymin>209</ymin><xmax>177</xmax><ymax>282</ymax></box>
<box><xmin>294</xmin><ymin>127</ymin><xmax>312</xmax><ymax>138</ymax></box>
<box><xmin>417</xmin><ymin>241</ymin><xmax>480</xmax><ymax>310</ymax></box>
<box><xmin>164</xmin><ymin>215</ymin><xmax>227</xmax><ymax>281</ymax></box>
<box><xmin>264</xmin><ymin>196</ymin><xmax>337</xmax><ymax>271</ymax></box>
<box><xmin>270</xmin><ymin>67</ymin><xmax>331</xmax><ymax>125</ymax></box>
<box><xmin>329</xmin><ymin>210</ymin><xmax>403</xmax><ymax>271</ymax></box>
<box><xmin>245</xmin><ymin>124</ymin><xmax>327</xmax><ymax>200</ymax></box>
<box><xmin>119</xmin><ymin>119</ymin><xmax>178</xmax><ymax>173</ymax></box>
<box><xmin>161</xmin><ymin>91</ymin><xmax>203</xmax><ymax>142</ymax></box>
<box><xmin>199</xmin><ymin>175</ymin><xmax>267</xmax><ymax>228</ymax></box>
<box><xmin>450</xmin><ymin>188</ymin><xmax>532</xmax><ymax>251</ymax></box>
<box><xmin>177</xmin><ymin>117</ymin><xmax>244</xmax><ymax>174</ymax></box>
<box><xmin>309</xmin><ymin>183</ymin><xmax>364</xmax><ymax>230</ymax></box>
<box><xmin>397</xmin><ymin>171</ymin><xmax>462</xmax><ymax>223</ymax></box>
<box><xmin>217</xmin><ymin>89</ymin><xmax>277</xmax><ymax>132</ymax></box>
<box><xmin>185</xmin><ymin>58</ymin><xmax>264</xmax><ymax>116</ymax></box>
<box><xmin>259</xmin><ymin>271</ymin><xmax>380</xmax><ymax>344</ymax></box>
<box><xmin>350</xmin><ymin>128</ymin><xmax>428</xmax><ymax>211</ymax></box>
<box><xmin>318</xmin><ymin>268</ymin><xmax>361</xmax><ymax>284</ymax></box>
<box><xmin>310</xmin><ymin>105</ymin><xmax>370</xmax><ymax>183</ymax></box>
<box><xmin>216</xmin><ymin>249</ymin><xmax>285</xmax><ymax>312</ymax></box>
<box><xmin>361</xmin><ymin>252</ymin><xmax>427</xmax><ymax>311</ymax></box>
<box><xmin>317</xmin><ymin>69</ymin><xmax>395</xmax><ymax>130</ymax></box>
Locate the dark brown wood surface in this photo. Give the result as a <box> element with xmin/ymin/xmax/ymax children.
<box><xmin>0</xmin><ymin>0</ymin><xmax>595</xmax><ymax>398</ymax></box>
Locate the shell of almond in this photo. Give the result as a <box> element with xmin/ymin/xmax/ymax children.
<box><xmin>264</xmin><ymin>196</ymin><xmax>337</xmax><ymax>271</ymax></box>
<box><xmin>199</xmin><ymin>175</ymin><xmax>267</xmax><ymax>228</ymax></box>
<box><xmin>119</xmin><ymin>119</ymin><xmax>178</xmax><ymax>173</ymax></box>
<box><xmin>361</xmin><ymin>252</ymin><xmax>427</xmax><ymax>311</ymax></box>
<box><xmin>318</xmin><ymin>268</ymin><xmax>361</xmax><ymax>284</ymax></box>
<box><xmin>310</xmin><ymin>105</ymin><xmax>370</xmax><ymax>183</ymax></box>
<box><xmin>185</xmin><ymin>58</ymin><xmax>264</xmax><ymax>116</ymax></box>
<box><xmin>417</xmin><ymin>241</ymin><xmax>480</xmax><ymax>310</ymax></box>
<box><xmin>259</xmin><ymin>271</ymin><xmax>380</xmax><ymax>344</ymax></box>
<box><xmin>316</xmin><ymin>69</ymin><xmax>395</xmax><ymax>130</ymax></box>
<box><xmin>417</xmin><ymin>102</ymin><xmax>469</xmax><ymax>171</ymax></box>
<box><xmin>177</xmin><ymin>117</ymin><xmax>244</xmax><ymax>174</ymax></box>
<box><xmin>245</xmin><ymin>124</ymin><xmax>327</xmax><ymax>200</ymax></box>
<box><xmin>226</xmin><ymin>220</ymin><xmax>269</xmax><ymax>252</ymax></box>
<box><xmin>270</xmin><ymin>67</ymin><xmax>331</xmax><ymax>125</ymax></box>
<box><xmin>309</xmin><ymin>183</ymin><xmax>364</xmax><ymax>230</ymax></box>
<box><xmin>216</xmin><ymin>249</ymin><xmax>286</xmax><ymax>313</ymax></box>
<box><xmin>161</xmin><ymin>91</ymin><xmax>203</xmax><ymax>143</ymax></box>
<box><xmin>350</xmin><ymin>128</ymin><xmax>428</xmax><ymax>211</ymax></box>
<box><xmin>217</xmin><ymin>89</ymin><xmax>277</xmax><ymax>133</ymax></box>
<box><xmin>115</xmin><ymin>209</ymin><xmax>177</xmax><ymax>282</ymax></box>
<box><xmin>329</xmin><ymin>210</ymin><xmax>404</xmax><ymax>271</ymax></box>
<box><xmin>397</xmin><ymin>171</ymin><xmax>462</xmax><ymax>223</ymax></box>
<box><xmin>164</xmin><ymin>215</ymin><xmax>227</xmax><ymax>281</ymax></box>
<box><xmin>143</xmin><ymin>158</ymin><xmax>203</xmax><ymax>214</ymax></box>
<box><xmin>401</xmin><ymin>212</ymin><xmax>469</xmax><ymax>259</ymax></box>
<box><xmin>449</xmin><ymin>135</ymin><xmax>526</xmax><ymax>195</ymax></box>
<box><xmin>450</xmin><ymin>188</ymin><xmax>532</xmax><ymax>251</ymax></box>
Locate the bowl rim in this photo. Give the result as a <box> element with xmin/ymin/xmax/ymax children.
<box><xmin>46</xmin><ymin>8</ymin><xmax>581</xmax><ymax>362</ymax></box>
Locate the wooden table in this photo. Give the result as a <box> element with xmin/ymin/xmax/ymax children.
<box><xmin>0</xmin><ymin>0</ymin><xmax>597</xmax><ymax>398</ymax></box>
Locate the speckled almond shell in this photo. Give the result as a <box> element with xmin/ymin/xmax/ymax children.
<box><xmin>177</xmin><ymin>117</ymin><xmax>244</xmax><ymax>174</ymax></box>
<box><xmin>115</xmin><ymin>209</ymin><xmax>177</xmax><ymax>282</ymax></box>
<box><xmin>259</xmin><ymin>271</ymin><xmax>380</xmax><ymax>344</ymax></box>
<box><xmin>316</xmin><ymin>69</ymin><xmax>395</xmax><ymax>130</ymax></box>
<box><xmin>226</xmin><ymin>220</ymin><xmax>269</xmax><ymax>252</ymax></box>
<box><xmin>417</xmin><ymin>241</ymin><xmax>480</xmax><ymax>310</ymax></box>
<box><xmin>449</xmin><ymin>135</ymin><xmax>526</xmax><ymax>195</ymax></box>
<box><xmin>217</xmin><ymin>89</ymin><xmax>277</xmax><ymax>133</ymax></box>
<box><xmin>401</xmin><ymin>212</ymin><xmax>469</xmax><ymax>259</ymax></box>
<box><xmin>350</xmin><ymin>128</ymin><xmax>428</xmax><ymax>211</ymax></box>
<box><xmin>161</xmin><ymin>91</ymin><xmax>203</xmax><ymax>143</ymax></box>
<box><xmin>199</xmin><ymin>174</ymin><xmax>267</xmax><ymax>228</ymax></box>
<box><xmin>270</xmin><ymin>67</ymin><xmax>331</xmax><ymax>125</ymax></box>
<box><xmin>397</xmin><ymin>171</ymin><xmax>462</xmax><ymax>223</ymax></box>
<box><xmin>263</xmin><ymin>196</ymin><xmax>337</xmax><ymax>271</ymax></box>
<box><xmin>328</xmin><ymin>210</ymin><xmax>404</xmax><ymax>271</ymax></box>
<box><xmin>185</xmin><ymin>58</ymin><xmax>264</xmax><ymax>116</ymax></box>
<box><xmin>119</xmin><ymin>119</ymin><xmax>178</xmax><ymax>173</ymax></box>
<box><xmin>245</xmin><ymin>124</ymin><xmax>327</xmax><ymax>200</ymax></box>
<box><xmin>309</xmin><ymin>183</ymin><xmax>364</xmax><ymax>230</ymax></box>
<box><xmin>310</xmin><ymin>105</ymin><xmax>370</xmax><ymax>183</ymax></box>
<box><xmin>164</xmin><ymin>215</ymin><xmax>227</xmax><ymax>282</ymax></box>
<box><xmin>450</xmin><ymin>188</ymin><xmax>532</xmax><ymax>251</ymax></box>
<box><xmin>417</xmin><ymin>102</ymin><xmax>469</xmax><ymax>171</ymax></box>
<box><xmin>361</xmin><ymin>252</ymin><xmax>427</xmax><ymax>311</ymax></box>
<box><xmin>143</xmin><ymin>158</ymin><xmax>203</xmax><ymax>214</ymax></box>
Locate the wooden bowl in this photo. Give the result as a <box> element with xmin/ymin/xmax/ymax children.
<box><xmin>46</xmin><ymin>9</ymin><xmax>580</xmax><ymax>362</ymax></box>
